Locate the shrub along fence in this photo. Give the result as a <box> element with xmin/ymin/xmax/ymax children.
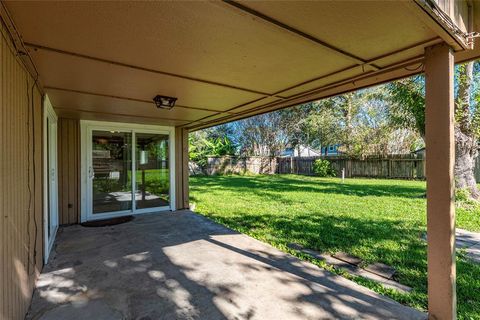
<box><xmin>276</xmin><ymin>154</ymin><xmax>425</xmax><ymax>179</ymax></box>
<box><xmin>201</xmin><ymin>154</ymin><xmax>426</xmax><ymax>179</ymax></box>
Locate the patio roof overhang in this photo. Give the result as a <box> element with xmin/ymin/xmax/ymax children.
<box><xmin>0</xmin><ymin>2</ymin><xmax>477</xmax><ymax>320</ymax></box>
<box><xmin>2</xmin><ymin>0</ymin><xmax>480</xmax><ymax>131</ymax></box>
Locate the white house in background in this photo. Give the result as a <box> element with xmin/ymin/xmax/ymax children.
<box><xmin>281</xmin><ymin>145</ymin><xmax>321</xmax><ymax>157</ymax></box>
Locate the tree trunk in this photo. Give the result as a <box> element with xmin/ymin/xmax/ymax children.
<box><xmin>454</xmin><ymin>61</ymin><xmax>480</xmax><ymax>200</ymax></box>
<box><xmin>454</xmin><ymin>127</ymin><xmax>480</xmax><ymax>199</ymax></box>
<box><xmin>343</xmin><ymin>94</ymin><xmax>354</xmax><ymax>154</ymax></box>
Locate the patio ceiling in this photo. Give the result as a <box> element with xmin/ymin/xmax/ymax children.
<box><xmin>3</xmin><ymin>1</ymin><xmax>480</xmax><ymax>130</ymax></box>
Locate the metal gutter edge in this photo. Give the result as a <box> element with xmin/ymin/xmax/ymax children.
<box><xmin>413</xmin><ymin>0</ymin><xmax>471</xmax><ymax>50</ymax></box>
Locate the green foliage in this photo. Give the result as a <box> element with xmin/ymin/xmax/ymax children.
<box><xmin>303</xmin><ymin>89</ymin><xmax>422</xmax><ymax>157</ymax></box>
<box><xmin>456</xmin><ymin>187</ymin><xmax>480</xmax><ymax>211</ymax></box>
<box><xmin>232</xmin><ymin>112</ymin><xmax>288</xmax><ymax>156</ymax></box>
<box><xmin>387</xmin><ymin>76</ymin><xmax>425</xmax><ymax>138</ymax></box>
<box><xmin>191</xmin><ymin>175</ymin><xmax>480</xmax><ymax>319</ymax></box>
<box><xmin>189</xmin><ymin>126</ymin><xmax>236</xmax><ymax>167</ymax></box>
<box><xmin>457</xmin><ymin>188</ymin><xmax>472</xmax><ymax>202</ymax></box>
<box><xmin>312</xmin><ymin>159</ymin><xmax>336</xmax><ymax>177</ymax></box>
<box><xmin>388</xmin><ymin>62</ymin><xmax>480</xmax><ymax>200</ymax></box>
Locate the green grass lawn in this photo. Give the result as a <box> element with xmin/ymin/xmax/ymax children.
<box><xmin>190</xmin><ymin>174</ymin><xmax>480</xmax><ymax>319</ymax></box>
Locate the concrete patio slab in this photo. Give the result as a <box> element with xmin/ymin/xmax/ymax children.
<box><xmin>27</xmin><ymin>211</ymin><xmax>426</xmax><ymax>320</ymax></box>
<box><xmin>332</xmin><ymin>252</ymin><xmax>362</xmax><ymax>266</ymax></box>
<box><xmin>457</xmin><ymin>228</ymin><xmax>480</xmax><ymax>245</ymax></box>
<box><xmin>422</xmin><ymin>228</ymin><xmax>480</xmax><ymax>264</ymax></box>
<box><xmin>364</xmin><ymin>263</ymin><xmax>396</xmax><ymax>280</ymax></box>
<box><xmin>466</xmin><ymin>243</ymin><xmax>480</xmax><ymax>264</ymax></box>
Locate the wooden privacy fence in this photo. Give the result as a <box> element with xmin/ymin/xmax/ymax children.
<box><xmin>202</xmin><ymin>154</ymin><xmax>480</xmax><ymax>181</ymax></box>
<box><xmin>203</xmin><ymin>154</ymin><xmax>426</xmax><ymax>179</ymax></box>
<box><xmin>205</xmin><ymin>156</ymin><xmax>277</xmax><ymax>175</ymax></box>
<box><xmin>276</xmin><ymin>155</ymin><xmax>425</xmax><ymax>179</ymax></box>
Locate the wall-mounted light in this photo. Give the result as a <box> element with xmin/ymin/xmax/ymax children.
<box><xmin>153</xmin><ymin>95</ymin><xmax>177</xmax><ymax>110</ymax></box>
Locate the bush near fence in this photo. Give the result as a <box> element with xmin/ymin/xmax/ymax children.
<box><xmin>197</xmin><ymin>154</ymin><xmax>426</xmax><ymax>179</ymax></box>
<box><xmin>277</xmin><ymin>154</ymin><xmax>426</xmax><ymax>179</ymax></box>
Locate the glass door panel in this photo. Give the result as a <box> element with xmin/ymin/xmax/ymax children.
<box><xmin>135</xmin><ymin>133</ymin><xmax>170</xmax><ymax>210</ymax></box>
<box><xmin>91</xmin><ymin>130</ymin><xmax>133</xmax><ymax>214</ymax></box>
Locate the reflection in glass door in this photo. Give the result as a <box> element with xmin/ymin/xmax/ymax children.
<box><xmin>91</xmin><ymin>130</ymin><xmax>132</xmax><ymax>214</ymax></box>
<box><xmin>135</xmin><ymin>133</ymin><xmax>170</xmax><ymax>210</ymax></box>
<box><xmin>86</xmin><ymin>126</ymin><xmax>172</xmax><ymax>220</ymax></box>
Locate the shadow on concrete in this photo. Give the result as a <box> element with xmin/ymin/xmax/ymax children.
<box><xmin>27</xmin><ymin>211</ymin><xmax>425</xmax><ymax>320</ymax></box>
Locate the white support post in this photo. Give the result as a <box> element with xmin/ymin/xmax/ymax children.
<box><xmin>425</xmin><ymin>43</ymin><xmax>456</xmax><ymax>320</ymax></box>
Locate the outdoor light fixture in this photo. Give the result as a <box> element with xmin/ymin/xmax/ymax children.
<box><xmin>153</xmin><ymin>95</ymin><xmax>177</xmax><ymax>110</ymax></box>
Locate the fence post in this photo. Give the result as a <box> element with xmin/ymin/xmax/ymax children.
<box><xmin>388</xmin><ymin>159</ymin><xmax>392</xmax><ymax>178</ymax></box>
<box><xmin>202</xmin><ymin>155</ymin><xmax>428</xmax><ymax>179</ymax></box>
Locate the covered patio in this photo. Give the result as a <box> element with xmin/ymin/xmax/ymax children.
<box><xmin>1</xmin><ymin>1</ymin><xmax>480</xmax><ymax>319</ymax></box>
<box><xmin>27</xmin><ymin>211</ymin><xmax>425</xmax><ymax>320</ymax></box>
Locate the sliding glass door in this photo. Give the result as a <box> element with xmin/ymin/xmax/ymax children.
<box><xmin>86</xmin><ymin>126</ymin><xmax>171</xmax><ymax>220</ymax></box>
<box><xmin>91</xmin><ymin>130</ymin><xmax>133</xmax><ymax>214</ymax></box>
<box><xmin>135</xmin><ymin>133</ymin><xmax>170</xmax><ymax>210</ymax></box>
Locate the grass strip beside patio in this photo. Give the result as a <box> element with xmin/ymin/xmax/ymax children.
<box><xmin>190</xmin><ymin>175</ymin><xmax>480</xmax><ymax>320</ymax></box>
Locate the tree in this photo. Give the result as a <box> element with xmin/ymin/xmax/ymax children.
<box><xmin>388</xmin><ymin>61</ymin><xmax>480</xmax><ymax>199</ymax></box>
<box><xmin>277</xmin><ymin>105</ymin><xmax>312</xmax><ymax>155</ymax></box>
<box><xmin>304</xmin><ymin>88</ymin><xmax>420</xmax><ymax>158</ymax></box>
<box><xmin>189</xmin><ymin>125</ymin><xmax>236</xmax><ymax>167</ymax></box>
<box><xmin>232</xmin><ymin>113</ymin><xmax>289</xmax><ymax>156</ymax></box>
<box><xmin>454</xmin><ymin>62</ymin><xmax>480</xmax><ymax>198</ymax></box>
<box><xmin>388</xmin><ymin>76</ymin><xmax>426</xmax><ymax>139</ymax></box>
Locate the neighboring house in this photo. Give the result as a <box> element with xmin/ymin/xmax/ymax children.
<box><xmin>321</xmin><ymin>144</ymin><xmax>342</xmax><ymax>156</ymax></box>
<box><xmin>281</xmin><ymin>145</ymin><xmax>321</xmax><ymax>157</ymax></box>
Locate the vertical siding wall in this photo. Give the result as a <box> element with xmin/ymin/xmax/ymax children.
<box><xmin>57</xmin><ymin>118</ymin><xmax>80</xmax><ymax>225</ymax></box>
<box><xmin>175</xmin><ymin>127</ymin><xmax>189</xmax><ymax>210</ymax></box>
<box><xmin>0</xmin><ymin>23</ymin><xmax>43</xmax><ymax>320</ymax></box>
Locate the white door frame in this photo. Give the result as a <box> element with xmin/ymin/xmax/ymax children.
<box><xmin>80</xmin><ymin>120</ymin><xmax>176</xmax><ymax>222</ymax></box>
<box><xmin>43</xmin><ymin>96</ymin><xmax>59</xmax><ymax>263</ymax></box>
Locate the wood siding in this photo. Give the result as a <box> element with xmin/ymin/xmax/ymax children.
<box><xmin>175</xmin><ymin>127</ymin><xmax>189</xmax><ymax>210</ymax></box>
<box><xmin>0</xmin><ymin>22</ymin><xmax>43</xmax><ymax>320</ymax></box>
<box><xmin>57</xmin><ymin>118</ymin><xmax>80</xmax><ymax>225</ymax></box>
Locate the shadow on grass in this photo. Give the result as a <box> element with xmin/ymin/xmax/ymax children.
<box><xmin>190</xmin><ymin>175</ymin><xmax>480</xmax><ymax>319</ymax></box>
<box><xmin>198</xmin><ymin>210</ymin><xmax>427</xmax><ymax>292</ymax></box>
<box><xmin>191</xmin><ymin>175</ymin><xmax>426</xmax><ymax>199</ymax></box>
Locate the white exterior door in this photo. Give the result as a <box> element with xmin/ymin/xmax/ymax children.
<box><xmin>44</xmin><ymin>98</ymin><xmax>59</xmax><ymax>263</ymax></box>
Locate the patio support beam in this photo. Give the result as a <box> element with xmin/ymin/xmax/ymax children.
<box><xmin>175</xmin><ymin>127</ymin><xmax>190</xmax><ymax>210</ymax></box>
<box><xmin>424</xmin><ymin>43</ymin><xmax>456</xmax><ymax>320</ymax></box>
